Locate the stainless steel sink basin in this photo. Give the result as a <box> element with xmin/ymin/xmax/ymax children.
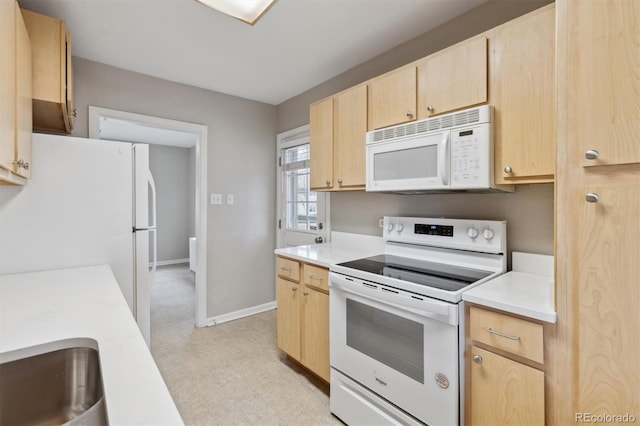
<box><xmin>0</xmin><ymin>344</ymin><xmax>108</xmax><ymax>425</ymax></box>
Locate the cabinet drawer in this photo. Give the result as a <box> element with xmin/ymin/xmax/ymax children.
<box><xmin>302</xmin><ymin>263</ymin><xmax>329</xmax><ymax>292</ymax></box>
<box><xmin>276</xmin><ymin>257</ymin><xmax>300</xmax><ymax>282</ymax></box>
<box><xmin>469</xmin><ymin>306</ymin><xmax>543</xmax><ymax>364</ymax></box>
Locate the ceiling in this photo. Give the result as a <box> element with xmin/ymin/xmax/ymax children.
<box><xmin>18</xmin><ymin>0</ymin><xmax>487</xmax><ymax>106</ymax></box>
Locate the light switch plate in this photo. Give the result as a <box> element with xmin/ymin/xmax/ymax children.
<box><xmin>227</xmin><ymin>194</ymin><xmax>234</xmax><ymax>205</ymax></box>
<box><xmin>210</xmin><ymin>194</ymin><xmax>222</xmax><ymax>205</ymax></box>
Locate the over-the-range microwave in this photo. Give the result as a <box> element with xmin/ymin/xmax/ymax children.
<box><xmin>366</xmin><ymin>105</ymin><xmax>513</xmax><ymax>193</ymax></box>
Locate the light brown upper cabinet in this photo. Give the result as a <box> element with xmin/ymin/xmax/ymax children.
<box><xmin>490</xmin><ymin>4</ymin><xmax>556</xmax><ymax>184</ymax></box>
<box><xmin>22</xmin><ymin>9</ymin><xmax>74</xmax><ymax>134</ymax></box>
<box><xmin>1</xmin><ymin>0</ymin><xmax>32</xmax><ymax>185</ymax></box>
<box><xmin>333</xmin><ymin>84</ymin><xmax>367</xmax><ymax>190</ymax></box>
<box><xmin>569</xmin><ymin>1</ymin><xmax>640</xmax><ymax>168</ymax></box>
<box><xmin>310</xmin><ymin>84</ymin><xmax>367</xmax><ymax>191</ymax></box>
<box><xmin>367</xmin><ymin>66</ymin><xmax>416</xmax><ymax>131</ymax></box>
<box><xmin>309</xmin><ymin>97</ymin><xmax>334</xmax><ymax>190</ymax></box>
<box><xmin>417</xmin><ymin>35</ymin><xmax>488</xmax><ymax>119</ymax></box>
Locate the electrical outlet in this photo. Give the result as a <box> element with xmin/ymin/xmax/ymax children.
<box><xmin>227</xmin><ymin>194</ymin><xmax>234</xmax><ymax>205</ymax></box>
<box><xmin>210</xmin><ymin>194</ymin><xmax>222</xmax><ymax>205</ymax></box>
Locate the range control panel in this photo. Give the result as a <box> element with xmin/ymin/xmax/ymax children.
<box><xmin>383</xmin><ymin>216</ymin><xmax>506</xmax><ymax>254</ymax></box>
<box><xmin>414</xmin><ymin>224</ymin><xmax>454</xmax><ymax>237</ymax></box>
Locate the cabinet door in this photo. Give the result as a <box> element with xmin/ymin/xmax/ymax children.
<box><xmin>309</xmin><ymin>97</ymin><xmax>333</xmax><ymax>190</ymax></box>
<box><xmin>573</xmin><ymin>186</ymin><xmax>640</xmax><ymax>414</ymax></box>
<box><xmin>301</xmin><ymin>286</ymin><xmax>330</xmax><ymax>382</ymax></box>
<box><xmin>568</xmin><ymin>1</ymin><xmax>640</xmax><ymax>167</ymax></box>
<box><xmin>492</xmin><ymin>4</ymin><xmax>555</xmax><ymax>183</ymax></box>
<box><xmin>334</xmin><ymin>84</ymin><xmax>367</xmax><ymax>190</ymax></box>
<box><xmin>0</xmin><ymin>0</ymin><xmax>16</xmax><ymax>172</ymax></box>
<box><xmin>15</xmin><ymin>6</ymin><xmax>32</xmax><ymax>179</ymax></box>
<box><xmin>418</xmin><ymin>36</ymin><xmax>487</xmax><ymax>119</ymax></box>
<box><xmin>470</xmin><ymin>346</ymin><xmax>544</xmax><ymax>426</ymax></box>
<box><xmin>368</xmin><ymin>66</ymin><xmax>416</xmax><ymax>130</ymax></box>
<box><xmin>276</xmin><ymin>278</ymin><xmax>301</xmax><ymax>360</ymax></box>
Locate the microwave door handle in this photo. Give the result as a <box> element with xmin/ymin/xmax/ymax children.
<box><xmin>439</xmin><ymin>132</ymin><xmax>449</xmax><ymax>186</ymax></box>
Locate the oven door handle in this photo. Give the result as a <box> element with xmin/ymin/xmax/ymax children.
<box><xmin>330</xmin><ymin>277</ymin><xmax>458</xmax><ymax>326</ymax></box>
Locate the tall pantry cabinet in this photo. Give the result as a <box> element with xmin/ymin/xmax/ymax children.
<box><xmin>552</xmin><ymin>0</ymin><xmax>639</xmax><ymax>423</ymax></box>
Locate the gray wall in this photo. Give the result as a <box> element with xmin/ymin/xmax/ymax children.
<box><xmin>277</xmin><ymin>0</ymin><xmax>555</xmax><ymax>258</ymax></box>
<box><xmin>148</xmin><ymin>144</ymin><xmax>193</xmax><ymax>262</ymax></box>
<box><xmin>331</xmin><ymin>185</ymin><xmax>554</xmax><ymax>263</ymax></box>
<box><xmin>72</xmin><ymin>57</ymin><xmax>277</xmax><ymax>319</ymax></box>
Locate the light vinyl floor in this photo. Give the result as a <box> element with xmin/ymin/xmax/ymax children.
<box><xmin>150</xmin><ymin>264</ymin><xmax>342</xmax><ymax>426</ymax></box>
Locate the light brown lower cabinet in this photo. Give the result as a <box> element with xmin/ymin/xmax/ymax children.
<box><xmin>467</xmin><ymin>305</ymin><xmax>545</xmax><ymax>426</ymax></box>
<box><xmin>470</xmin><ymin>346</ymin><xmax>544</xmax><ymax>426</ymax></box>
<box><xmin>276</xmin><ymin>256</ymin><xmax>330</xmax><ymax>382</ymax></box>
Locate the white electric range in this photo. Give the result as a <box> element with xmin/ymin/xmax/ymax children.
<box><xmin>329</xmin><ymin>216</ymin><xmax>507</xmax><ymax>426</ymax></box>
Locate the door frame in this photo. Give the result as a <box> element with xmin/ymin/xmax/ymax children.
<box><xmin>276</xmin><ymin>124</ymin><xmax>330</xmax><ymax>248</ymax></box>
<box><xmin>88</xmin><ymin>106</ymin><xmax>208</xmax><ymax>328</ymax></box>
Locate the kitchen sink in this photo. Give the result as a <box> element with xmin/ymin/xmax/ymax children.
<box><xmin>0</xmin><ymin>343</ymin><xmax>108</xmax><ymax>425</ymax></box>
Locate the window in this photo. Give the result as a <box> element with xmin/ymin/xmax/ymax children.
<box><xmin>283</xmin><ymin>144</ymin><xmax>317</xmax><ymax>232</ymax></box>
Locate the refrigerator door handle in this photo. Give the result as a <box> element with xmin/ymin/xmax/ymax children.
<box><xmin>149</xmin><ymin>228</ymin><xmax>157</xmax><ymax>286</ymax></box>
<box><xmin>148</xmin><ymin>170</ymin><xmax>157</xmax><ymax>229</ymax></box>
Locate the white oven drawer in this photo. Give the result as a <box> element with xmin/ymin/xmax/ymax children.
<box><xmin>330</xmin><ymin>369</ymin><xmax>424</xmax><ymax>426</ymax></box>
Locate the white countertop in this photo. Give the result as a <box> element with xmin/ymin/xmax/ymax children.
<box><xmin>0</xmin><ymin>265</ymin><xmax>183</xmax><ymax>426</ymax></box>
<box><xmin>462</xmin><ymin>252</ymin><xmax>557</xmax><ymax>323</ymax></box>
<box><xmin>274</xmin><ymin>231</ymin><xmax>385</xmax><ymax>267</ymax></box>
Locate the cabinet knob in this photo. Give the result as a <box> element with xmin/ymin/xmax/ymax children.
<box><xmin>337</xmin><ymin>179</ymin><xmax>343</xmax><ymax>185</ymax></box>
<box><xmin>303</xmin><ymin>291</ymin><xmax>309</xmax><ymax>296</ymax></box>
<box><xmin>585</xmin><ymin>193</ymin><xmax>600</xmax><ymax>203</ymax></box>
<box><xmin>473</xmin><ymin>354</ymin><xmax>483</xmax><ymax>364</ymax></box>
<box><xmin>406</xmin><ymin>111</ymin><xmax>414</xmax><ymax>118</ymax></box>
<box><xmin>504</xmin><ymin>166</ymin><xmax>513</xmax><ymax>174</ymax></box>
<box><xmin>325</xmin><ymin>180</ymin><xmax>331</xmax><ymax>186</ymax></box>
<box><xmin>427</xmin><ymin>105</ymin><xmax>434</xmax><ymax>113</ymax></box>
<box><xmin>585</xmin><ymin>150</ymin><xmax>599</xmax><ymax>160</ymax></box>
<box><xmin>291</xmin><ymin>287</ymin><xmax>297</xmax><ymax>292</ymax></box>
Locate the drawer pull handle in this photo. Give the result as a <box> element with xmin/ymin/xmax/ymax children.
<box><xmin>280</xmin><ymin>267</ymin><xmax>291</xmax><ymax>273</ymax></box>
<box><xmin>309</xmin><ymin>275</ymin><xmax>323</xmax><ymax>281</ymax></box>
<box><xmin>487</xmin><ymin>327</ymin><xmax>520</xmax><ymax>341</ymax></box>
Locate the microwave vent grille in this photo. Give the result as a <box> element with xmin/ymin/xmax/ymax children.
<box><xmin>369</xmin><ymin>106</ymin><xmax>484</xmax><ymax>143</ymax></box>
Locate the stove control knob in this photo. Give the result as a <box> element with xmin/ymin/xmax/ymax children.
<box><xmin>396</xmin><ymin>224</ymin><xmax>404</xmax><ymax>233</ymax></box>
<box><xmin>482</xmin><ymin>228</ymin><xmax>495</xmax><ymax>240</ymax></box>
<box><xmin>467</xmin><ymin>227</ymin><xmax>479</xmax><ymax>239</ymax></box>
<box><xmin>387</xmin><ymin>223</ymin><xmax>395</xmax><ymax>232</ymax></box>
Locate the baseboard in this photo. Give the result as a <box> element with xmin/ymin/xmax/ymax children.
<box><xmin>205</xmin><ymin>301</ymin><xmax>276</xmax><ymax>327</ymax></box>
<box><xmin>154</xmin><ymin>258</ymin><xmax>189</xmax><ymax>267</ymax></box>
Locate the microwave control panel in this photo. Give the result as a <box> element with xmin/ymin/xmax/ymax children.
<box><xmin>450</xmin><ymin>124</ymin><xmax>491</xmax><ymax>189</ymax></box>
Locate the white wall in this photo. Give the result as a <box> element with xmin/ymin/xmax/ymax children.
<box><xmin>148</xmin><ymin>144</ymin><xmax>193</xmax><ymax>263</ymax></box>
<box><xmin>71</xmin><ymin>58</ymin><xmax>278</xmax><ymax>319</ymax></box>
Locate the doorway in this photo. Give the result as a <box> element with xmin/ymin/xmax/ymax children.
<box><xmin>88</xmin><ymin>106</ymin><xmax>208</xmax><ymax>328</ymax></box>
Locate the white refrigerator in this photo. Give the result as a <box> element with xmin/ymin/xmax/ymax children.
<box><xmin>0</xmin><ymin>133</ymin><xmax>157</xmax><ymax>346</ymax></box>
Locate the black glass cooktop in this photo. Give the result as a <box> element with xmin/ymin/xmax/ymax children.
<box><xmin>337</xmin><ymin>254</ymin><xmax>492</xmax><ymax>292</ymax></box>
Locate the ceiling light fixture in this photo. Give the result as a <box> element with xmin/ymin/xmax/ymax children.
<box><xmin>195</xmin><ymin>0</ymin><xmax>277</xmax><ymax>26</ymax></box>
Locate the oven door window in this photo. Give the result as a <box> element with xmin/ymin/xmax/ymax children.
<box><xmin>346</xmin><ymin>299</ymin><xmax>424</xmax><ymax>383</ymax></box>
